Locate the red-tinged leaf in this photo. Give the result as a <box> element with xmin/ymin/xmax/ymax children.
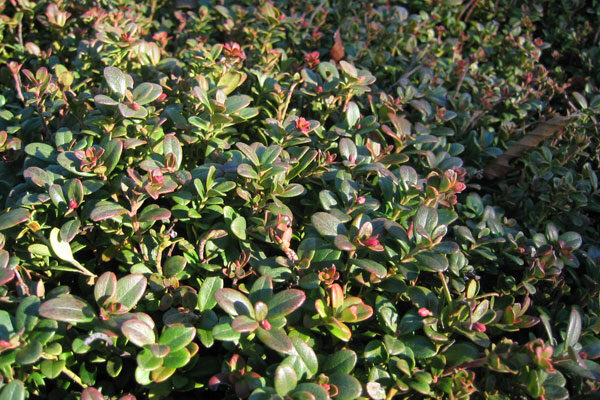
<box><xmin>266</xmin><ymin>289</ymin><xmax>306</xmax><ymax>319</ymax></box>
<box><xmin>94</xmin><ymin>271</ymin><xmax>117</xmax><ymax>306</ymax></box>
<box><xmin>115</xmin><ymin>274</ymin><xmax>147</xmax><ymax>311</ymax></box>
<box><xmin>90</xmin><ymin>202</ymin><xmax>128</xmax><ymax>221</ymax></box>
<box><xmin>256</xmin><ymin>327</ymin><xmax>293</xmax><ymax>354</ymax></box>
<box><xmin>215</xmin><ymin>288</ymin><xmax>254</xmax><ymax>317</ymax></box>
<box><xmin>274</xmin><ymin>364</ymin><xmax>298</xmax><ymax>396</ymax></box>
<box><xmin>0</xmin><ymin>208</ymin><xmax>30</xmax><ymax>230</ymax></box>
<box><xmin>82</xmin><ymin>388</ymin><xmax>106</xmax><ymax>400</ymax></box>
<box><xmin>340</xmin><ymin>302</ymin><xmax>373</xmax><ymax>323</ymax></box>
<box><xmin>232</xmin><ymin>315</ymin><xmax>259</xmax><ymax>333</ymax></box>
<box><xmin>137</xmin><ymin>206</ymin><xmax>171</xmax><ymax>222</ymax></box>
<box><xmin>133</xmin><ymin>82</ymin><xmax>163</xmax><ymax>105</ymax></box>
<box><xmin>39</xmin><ymin>295</ymin><xmax>96</xmax><ymax>323</ymax></box>
<box><xmin>331</xmin><ymin>283</ymin><xmax>344</xmax><ymax>311</ymax></box>
<box><xmin>334</xmin><ymin>234</ymin><xmax>355</xmax><ymax>251</ymax></box>
<box><xmin>0</xmin><ymin>269</ymin><xmax>15</xmax><ymax>285</ymax></box>
<box><xmin>94</xmin><ymin>95</ymin><xmax>118</xmax><ymax>106</ymax></box>
<box><xmin>122</xmin><ymin>319</ymin><xmax>156</xmax><ymax>347</ymax></box>
<box><xmin>151</xmin><ymin>366</ymin><xmax>175</xmax><ymax>383</ymax></box>
<box><xmin>330</xmin><ymin>29</ymin><xmax>344</xmax><ymax>61</ymax></box>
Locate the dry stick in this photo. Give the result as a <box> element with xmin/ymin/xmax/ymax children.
<box><xmin>457</xmin><ymin>0</ymin><xmax>476</xmax><ymax>21</ymax></box>
<box><xmin>464</xmin><ymin>0</ymin><xmax>480</xmax><ymax>23</ymax></box>
<box><xmin>451</xmin><ymin>63</ymin><xmax>470</xmax><ymax>102</ymax></box>
<box><xmin>278</xmin><ymin>81</ymin><xmax>300</xmax><ymax>121</ymax></box>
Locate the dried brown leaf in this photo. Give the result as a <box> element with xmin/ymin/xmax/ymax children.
<box><xmin>484</xmin><ymin>116</ymin><xmax>575</xmax><ymax>179</ymax></box>
<box><xmin>330</xmin><ymin>29</ymin><xmax>344</xmax><ymax>62</ymax></box>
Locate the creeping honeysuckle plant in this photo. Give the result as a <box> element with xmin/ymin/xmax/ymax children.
<box><xmin>0</xmin><ymin>0</ymin><xmax>599</xmax><ymax>399</ymax></box>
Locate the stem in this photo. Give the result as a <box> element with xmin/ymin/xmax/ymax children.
<box><xmin>386</xmin><ymin>387</ymin><xmax>398</xmax><ymax>400</ymax></box>
<box><xmin>62</xmin><ymin>366</ymin><xmax>87</xmax><ymax>389</ymax></box>
<box><xmin>438</xmin><ymin>271</ymin><xmax>453</xmax><ymax>304</ymax></box>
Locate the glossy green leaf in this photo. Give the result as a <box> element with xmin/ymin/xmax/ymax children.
<box><xmin>115</xmin><ymin>274</ymin><xmax>147</xmax><ymax>311</ymax></box>
<box><xmin>158</xmin><ymin>324</ymin><xmax>196</xmax><ymax>351</ymax></box>
<box><xmin>94</xmin><ymin>271</ymin><xmax>117</xmax><ymax>306</ymax></box>
<box><xmin>104</xmin><ymin>66</ymin><xmax>127</xmax><ymax>97</ymax></box>
<box><xmin>266</xmin><ymin>289</ymin><xmax>305</xmax><ymax>319</ymax></box>
<box><xmin>0</xmin><ymin>380</ymin><xmax>25</xmax><ymax>400</ymax></box>
<box><xmin>275</xmin><ymin>364</ymin><xmax>297</xmax><ymax>396</ymax></box>
<box><xmin>256</xmin><ymin>327</ymin><xmax>293</xmax><ymax>354</ymax></box>
<box><xmin>311</xmin><ymin>212</ymin><xmax>347</xmax><ymax>238</ymax></box>
<box><xmin>90</xmin><ymin>201</ymin><xmax>128</xmax><ymax>221</ymax></box>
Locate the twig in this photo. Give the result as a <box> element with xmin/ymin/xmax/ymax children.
<box><xmin>451</xmin><ymin>63</ymin><xmax>470</xmax><ymax>101</ymax></box>
<box><xmin>278</xmin><ymin>81</ymin><xmax>300</xmax><ymax>121</ymax></box>
<box><xmin>307</xmin><ymin>0</ymin><xmax>327</xmax><ymax>27</ymax></box>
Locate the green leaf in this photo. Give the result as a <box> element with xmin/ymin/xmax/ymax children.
<box><xmin>24</xmin><ymin>142</ymin><xmax>55</xmax><ymax>162</ymax></box>
<box><xmin>115</xmin><ymin>274</ymin><xmax>147</xmax><ymax>311</ymax></box>
<box><xmin>275</xmin><ymin>364</ymin><xmax>297</xmax><ymax>396</ymax></box>
<box><xmin>94</xmin><ymin>94</ymin><xmax>119</xmax><ymax>106</ymax></box>
<box><xmin>294</xmin><ymin>383</ymin><xmax>329</xmax><ymax>400</ymax></box>
<box><xmin>376</xmin><ymin>295</ymin><xmax>398</xmax><ymax>333</ymax></box>
<box><xmin>311</xmin><ymin>212</ymin><xmax>347</xmax><ymax>238</ymax></box>
<box><xmin>225</xmin><ymin>95</ymin><xmax>252</xmax><ymax>114</ymax></box>
<box><xmin>138</xmin><ymin>206</ymin><xmax>171</xmax><ymax>223</ymax></box>
<box><xmin>285</xmin><ymin>336</ymin><xmax>318</xmax><ymax>379</ymax></box>
<box><xmin>15</xmin><ymin>295</ymin><xmax>40</xmax><ymax>332</ymax></box>
<box><xmin>237</xmin><ymin>163</ymin><xmax>259</xmax><ymax>179</ymax></box>
<box><xmin>159</xmin><ymin>324</ymin><xmax>196</xmax><ymax>351</ymax></box>
<box><xmin>231</xmin><ymin>216</ymin><xmax>247</xmax><ymax>240</ymax></box>
<box><xmin>322</xmin><ymin>349</ymin><xmax>357</xmax><ymax>375</ymax></box>
<box><xmin>122</xmin><ymin>319</ymin><xmax>156</xmax><ymax>347</ymax></box>
<box><xmin>0</xmin><ymin>380</ymin><xmax>25</xmax><ymax>400</ymax></box>
<box><xmin>136</xmin><ymin>348</ymin><xmax>163</xmax><ymax>371</ymax></box>
<box><xmin>118</xmin><ymin>103</ymin><xmax>148</xmax><ymax>119</ymax></box>
<box><xmin>90</xmin><ymin>201</ymin><xmax>128</xmax><ymax>221</ymax></box>
<box><xmin>104</xmin><ymin>66</ymin><xmax>127</xmax><ymax>97</ymax></box>
<box><xmin>339</xmin><ymin>138</ymin><xmax>357</xmax><ymax>160</ymax></box>
<box><xmin>162</xmin><ymin>347</ymin><xmax>191</xmax><ymax>368</ymax></box>
<box><xmin>163</xmin><ymin>134</ymin><xmax>182</xmax><ymax>170</ymax></box>
<box><xmin>403</xmin><ymin>335</ymin><xmax>436</xmax><ymax>359</ymax></box>
<box><xmin>163</xmin><ymin>255</ymin><xmax>187</xmax><ymax>278</ymax></box>
<box><xmin>414</xmin><ymin>205</ymin><xmax>438</xmax><ymax>236</ymax></box>
<box><xmin>414</xmin><ymin>251</ymin><xmax>449</xmax><ymax>272</ymax></box>
<box><xmin>60</xmin><ymin>219</ymin><xmax>81</xmax><ymax>243</ymax></box>
<box><xmin>100</xmin><ymin>139</ymin><xmax>123</xmax><ymax>175</ymax></box>
<box><xmin>40</xmin><ymin>359</ymin><xmax>66</xmax><ymax>379</ymax></box>
<box><xmin>94</xmin><ymin>271</ymin><xmax>117</xmax><ymax>306</ymax></box>
<box><xmin>133</xmin><ymin>82</ymin><xmax>163</xmax><ymax>105</ymax></box>
<box><xmin>566</xmin><ymin>308</ymin><xmax>582</xmax><ymax>348</ymax></box>
<box><xmin>351</xmin><ymin>259</ymin><xmax>387</xmax><ymax>278</ymax></box>
<box><xmin>39</xmin><ymin>295</ymin><xmax>96</xmax><ymax>323</ymax></box>
<box><xmin>0</xmin><ymin>208</ymin><xmax>30</xmax><ymax>230</ymax></box>
<box><xmin>198</xmin><ymin>276</ymin><xmax>223</xmax><ymax>311</ymax></box>
<box><xmin>249</xmin><ymin>275</ymin><xmax>274</xmax><ymax>304</ymax></box>
<box><xmin>16</xmin><ymin>339</ymin><xmax>42</xmax><ymax>364</ymax></box>
<box><xmin>256</xmin><ymin>327</ymin><xmax>293</xmax><ymax>354</ymax></box>
<box><xmin>325</xmin><ymin>318</ymin><xmax>352</xmax><ymax>341</ymax></box>
<box><xmin>215</xmin><ymin>288</ymin><xmax>254</xmax><ymax>317</ymax></box>
<box><xmin>266</xmin><ymin>289</ymin><xmax>305</xmax><ymax>319</ymax></box>
<box><xmin>329</xmin><ymin>373</ymin><xmax>362</xmax><ymax>400</ymax></box>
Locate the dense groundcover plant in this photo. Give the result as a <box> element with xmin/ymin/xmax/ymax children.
<box><xmin>0</xmin><ymin>0</ymin><xmax>599</xmax><ymax>398</ymax></box>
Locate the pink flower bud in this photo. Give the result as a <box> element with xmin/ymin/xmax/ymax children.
<box><xmin>472</xmin><ymin>322</ymin><xmax>486</xmax><ymax>332</ymax></box>
<box><xmin>418</xmin><ymin>307</ymin><xmax>433</xmax><ymax>317</ymax></box>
